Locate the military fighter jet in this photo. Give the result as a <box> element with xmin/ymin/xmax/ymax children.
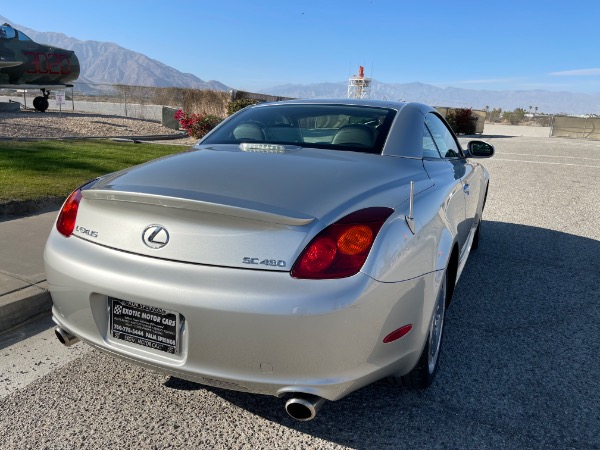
<box><xmin>0</xmin><ymin>23</ymin><xmax>80</xmax><ymax>112</ymax></box>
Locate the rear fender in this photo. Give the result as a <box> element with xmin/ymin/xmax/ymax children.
<box><xmin>435</xmin><ymin>227</ymin><xmax>454</xmax><ymax>274</ymax></box>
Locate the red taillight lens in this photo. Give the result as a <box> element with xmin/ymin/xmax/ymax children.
<box><xmin>383</xmin><ymin>325</ymin><xmax>413</xmax><ymax>343</ymax></box>
<box><xmin>56</xmin><ymin>189</ymin><xmax>82</xmax><ymax>237</ymax></box>
<box><xmin>299</xmin><ymin>237</ymin><xmax>337</xmax><ymax>273</ymax></box>
<box><xmin>291</xmin><ymin>207</ymin><xmax>393</xmax><ymax>279</ymax></box>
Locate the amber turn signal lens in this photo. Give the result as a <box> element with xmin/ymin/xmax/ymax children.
<box><xmin>337</xmin><ymin>225</ymin><xmax>373</xmax><ymax>255</ymax></box>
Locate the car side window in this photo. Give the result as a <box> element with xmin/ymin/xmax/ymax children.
<box><xmin>422</xmin><ymin>124</ymin><xmax>441</xmax><ymax>158</ymax></box>
<box><xmin>425</xmin><ymin>113</ymin><xmax>462</xmax><ymax>159</ymax></box>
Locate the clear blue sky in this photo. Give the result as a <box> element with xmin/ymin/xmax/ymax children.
<box><xmin>2</xmin><ymin>0</ymin><xmax>599</xmax><ymax>93</ymax></box>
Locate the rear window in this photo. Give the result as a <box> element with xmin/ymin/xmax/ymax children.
<box><xmin>202</xmin><ymin>104</ymin><xmax>396</xmax><ymax>154</ymax></box>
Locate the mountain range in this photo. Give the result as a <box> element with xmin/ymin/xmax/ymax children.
<box><xmin>0</xmin><ymin>15</ymin><xmax>229</xmax><ymax>91</ymax></box>
<box><xmin>262</xmin><ymin>80</ymin><xmax>600</xmax><ymax>115</ymax></box>
<box><xmin>2</xmin><ymin>15</ymin><xmax>599</xmax><ymax>114</ymax></box>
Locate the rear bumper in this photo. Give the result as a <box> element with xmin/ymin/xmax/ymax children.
<box><xmin>45</xmin><ymin>231</ymin><xmax>432</xmax><ymax>401</ymax></box>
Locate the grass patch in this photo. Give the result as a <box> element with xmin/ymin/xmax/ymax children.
<box><xmin>0</xmin><ymin>140</ymin><xmax>186</xmax><ymax>203</ymax></box>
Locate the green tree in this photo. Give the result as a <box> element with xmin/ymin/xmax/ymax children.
<box><xmin>502</xmin><ymin>108</ymin><xmax>526</xmax><ymax>125</ymax></box>
<box><xmin>490</xmin><ymin>108</ymin><xmax>502</xmax><ymax>123</ymax></box>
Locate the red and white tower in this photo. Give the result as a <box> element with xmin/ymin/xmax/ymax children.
<box><xmin>347</xmin><ymin>65</ymin><xmax>372</xmax><ymax>99</ymax></box>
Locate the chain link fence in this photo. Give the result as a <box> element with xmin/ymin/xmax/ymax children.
<box><xmin>0</xmin><ymin>82</ymin><xmax>293</xmax><ymax>124</ymax></box>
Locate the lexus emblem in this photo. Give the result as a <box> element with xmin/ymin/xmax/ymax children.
<box><xmin>142</xmin><ymin>225</ymin><xmax>170</xmax><ymax>249</ymax></box>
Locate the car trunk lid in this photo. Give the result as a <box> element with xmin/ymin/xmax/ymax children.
<box><xmin>71</xmin><ymin>146</ymin><xmax>431</xmax><ymax>270</ymax></box>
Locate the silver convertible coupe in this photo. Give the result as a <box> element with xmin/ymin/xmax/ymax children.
<box><xmin>45</xmin><ymin>100</ymin><xmax>493</xmax><ymax>420</ymax></box>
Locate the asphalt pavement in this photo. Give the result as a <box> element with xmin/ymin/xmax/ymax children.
<box><xmin>0</xmin><ymin>124</ymin><xmax>599</xmax><ymax>448</ymax></box>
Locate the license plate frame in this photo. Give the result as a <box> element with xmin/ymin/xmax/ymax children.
<box><xmin>109</xmin><ymin>297</ymin><xmax>181</xmax><ymax>355</ymax></box>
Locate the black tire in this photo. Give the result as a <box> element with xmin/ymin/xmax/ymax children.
<box><xmin>388</xmin><ymin>269</ymin><xmax>447</xmax><ymax>389</ymax></box>
<box><xmin>472</xmin><ymin>221</ymin><xmax>481</xmax><ymax>250</ymax></box>
<box><xmin>33</xmin><ymin>96</ymin><xmax>49</xmax><ymax>112</ymax></box>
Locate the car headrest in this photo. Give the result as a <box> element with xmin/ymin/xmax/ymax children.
<box><xmin>331</xmin><ymin>124</ymin><xmax>375</xmax><ymax>147</ymax></box>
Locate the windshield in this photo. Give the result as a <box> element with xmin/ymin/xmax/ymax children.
<box><xmin>17</xmin><ymin>30</ymin><xmax>32</xmax><ymax>41</ymax></box>
<box><xmin>202</xmin><ymin>104</ymin><xmax>396</xmax><ymax>155</ymax></box>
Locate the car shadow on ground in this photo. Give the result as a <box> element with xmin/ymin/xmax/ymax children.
<box><xmin>460</xmin><ymin>134</ymin><xmax>515</xmax><ymax>139</ymax></box>
<box><xmin>165</xmin><ymin>220</ymin><xmax>600</xmax><ymax>448</ymax></box>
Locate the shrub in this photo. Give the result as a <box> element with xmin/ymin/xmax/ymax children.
<box><xmin>174</xmin><ymin>110</ymin><xmax>222</xmax><ymax>139</ymax></box>
<box><xmin>227</xmin><ymin>98</ymin><xmax>259</xmax><ymax>116</ymax></box>
<box><xmin>490</xmin><ymin>108</ymin><xmax>502</xmax><ymax>123</ymax></box>
<box><xmin>502</xmin><ymin>108</ymin><xmax>526</xmax><ymax>125</ymax></box>
<box><xmin>446</xmin><ymin>108</ymin><xmax>477</xmax><ymax>134</ymax></box>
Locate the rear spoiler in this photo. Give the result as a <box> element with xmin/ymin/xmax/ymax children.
<box><xmin>81</xmin><ymin>189</ymin><xmax>314</xmax><ymax>226</ymax></box>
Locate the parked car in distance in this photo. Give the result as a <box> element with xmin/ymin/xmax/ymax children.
<box><xmin>45</xmin><ymin>99</ymin><xmax>494</xmax><ymax>421</ymax></box>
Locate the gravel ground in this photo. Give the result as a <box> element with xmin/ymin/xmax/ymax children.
<box><xmin>0</xmin><ymin>111</ymin><xmax>550</xmax><ymax>143</ymax></box>
<box><xmin>0</xmin><ymin>110</ymin><xmax>195</xmax><ymax>143</ymax></box>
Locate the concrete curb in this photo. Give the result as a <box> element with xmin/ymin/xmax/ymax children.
<box><xmin>1</xmin><ymin>198</ymin><xmax>64</xmax><ymax>221</ymax></box>
<box><xmin>0</xmin><ymin>133</ymin><xmax>188</xmax><ymax>142</ymax></box>
<box><xmin>0</xmin><ymin>284</ymin><xmax>52</xmax><ymax>334</ymax></box>
<box><xmin>0</xmin><ymin>209</ymin><xmax>58</xmax><ymax>335</ymax></box>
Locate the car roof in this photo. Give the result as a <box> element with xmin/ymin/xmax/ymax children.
<box><xmin>255</xmin><ymin>98</ymin><xmax>407</xmax><ymax>110</ymax></box>
<box><xmin>249</xmin><ymin>99</ymin><xmax>439</xmax><ymax>158</ymax></box>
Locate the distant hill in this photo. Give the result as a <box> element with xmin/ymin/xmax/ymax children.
<box><xmin>262</xmin><ymin>80</ymin><xmax>600</xmax><ymax>115</ymax></box>
<box><xmin>0</xmin><ymin>15</ymin><xmax>230</xmax><ymax>92</ymax></box>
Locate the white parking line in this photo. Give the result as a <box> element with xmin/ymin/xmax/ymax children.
<box><xmin>491</xmin><ymin>158</ymin><xmax>600</xmax><ymax>168</ymax></box>
<box><xmin>0</xmin><ymin>317</ymin><xmax>92</xmax><ymax>400</ymax></box>
<box><xmin>500</xmin><ymin>152</ymin><xmax>600</xmax><ymax>161</ymax></box>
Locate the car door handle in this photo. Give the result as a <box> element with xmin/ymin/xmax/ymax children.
<box><xmin>463</xmin><ymin>184</ymin><xmax>470</xmax><ymax>195</ymax></box>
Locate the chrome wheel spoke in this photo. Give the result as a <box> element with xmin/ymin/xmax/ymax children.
<box><xmin>428</xmin><ymin>274</ymin><xmax>446</xmax><ymax>373</ymax></box>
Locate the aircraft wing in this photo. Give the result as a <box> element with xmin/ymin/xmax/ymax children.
<box><xmin>0</xmin><ymin>83</ymin><xmax>73</xmax><ymax>90</ymax></box>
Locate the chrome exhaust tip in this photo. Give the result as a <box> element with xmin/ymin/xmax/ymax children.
<box><xmin>285</xmin><ymin>394</ymin><xmax>326</xmax><ymax>421</ymax></box>
<box><xmin>54</xmin><ymin>326</ymin><xmax>80</xmax><ymax>347</ymax></box>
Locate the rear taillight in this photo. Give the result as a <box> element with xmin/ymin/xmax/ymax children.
<box><xmin>56</xmin><ymin>189</ymin><xmax>83</xmax><ymax>237</ymax></box>
<box><xmin>291</xmin><ymin>207</ymin><xmax>393</xmax><ymax>279</ymax></box>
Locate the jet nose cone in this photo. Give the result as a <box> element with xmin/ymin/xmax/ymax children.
<box><xmin>67</xmin><ymin>51</ymin><xmax>80</xmax><ymax>82</ymax></box>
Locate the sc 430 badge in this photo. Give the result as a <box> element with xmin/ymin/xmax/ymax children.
<box><xmin>243</xmin><ymin>257</ymin><xmax>286</xmax><ymax>268</ymax></box>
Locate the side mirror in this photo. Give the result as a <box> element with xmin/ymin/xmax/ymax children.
<box><xmin>466</xmin><ymin>140</ymin><xmax>494</xmax><ymax>158</ymax></box>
